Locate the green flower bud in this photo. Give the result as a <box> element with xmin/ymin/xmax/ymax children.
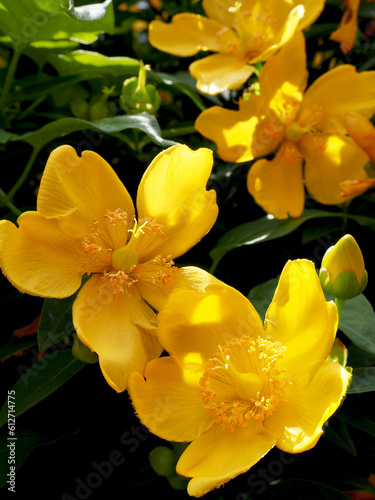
<box><xmin>319</xmin><ymin>234</ymin><xmax>368</xmax><ymax>300</ymax></box>
<box><xmin>167</xmin><ymin>473</ymin><xmax>189</xmax><ymax>490</ymax></box>
<box><xmin>72</xmin><ymin>334</ymin><xmax>99</xmax><ymax>364</ymax></box>
<box><xmin>70</xmin><ymin>98</ymin><xmax>90</xmax><ymax>120</ymax></box>
<box><xmin>120</xmin><ymin>61</ymin><xmax>161</xmax><ymax>115</ymax></box>
<box><xmin>89</xmin><ymin>86</ymin><xmax>116</xmax><ymax>121</ymax></box>
<box><xmin>148</xmin><ymin>446</ymin><xmax>176</xmax><ymax>477</ymax></box>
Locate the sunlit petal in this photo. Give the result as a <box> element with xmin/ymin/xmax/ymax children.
<box><xmin>247</xmin><ymin>141</ymin><xmax>304</xmax><ymax>219</ymax></box>
<box><xmin>136</xmin><ymin>145</ymin><xmax>217</xmax><ymax>261</ymax></box>
<box><xmin>128</xmin><ymin>357</ymin><xmax>212</xmax><ymax>442</ymax></box>
<box><xmin>73</xmin><ymin>275</ymin><xmax>161</xmax><ymax>392</ymax></box>
<box><xmin>300</xmin><ymin>133</ymin><xmax>369</xmax><ymax>205</ymax></box>
<box><xmin>177</xmin><ymin>423</ymin><xmax>276</xmax><ymax>497</ymax></box>
<box><xmin>265</xmin><ymin>360</ymin><xmax>352</xmax><ymax>453</ymax></box>
<box><xmin>157</xmin><ymin>283</ymin><xmax>263</xmax><ymax>372</ymax></box>
<box><xmin>264</xmin><ymin>260</ymin><xmax>338</xmax><ymax>377</ymax></box>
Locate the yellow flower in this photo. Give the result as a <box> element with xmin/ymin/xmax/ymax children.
<box><xmin>195</xmin><ymin>32</ymin><xmax>375</xmax><ymax>219</ymax></box>
<box><xmin>148</xmin><ymin>0</ymin><xmax>325</xmax><ymax>95</ymax></box>
<box><xmin>128</xmin><ymin>259</ymin><xmax>351</xmax><ymax>497</ymax></box>
<box><xmin>0</xmin><ymin>144</ymin><xmax>219</xmax><ymax>392</ymax></box>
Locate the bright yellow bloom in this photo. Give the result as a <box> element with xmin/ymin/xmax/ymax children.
<box><xmin>0</xmin><ymin>144</ymin><xmax>219</xmax><ymax>392</ymax></box>
<box><xmin>196</xmin><ymin>32</ymin><xmax>375</xmax><ymax>219</ymax></box>
<box><xmin>128</xmin><ymin>259</ymin><xmax>351</xmax><ymax>497</ymax></box>
<box><xmin>148</xmin><ymin>0</ymin><xmax>325</xmax><ymax>95</ymax></box>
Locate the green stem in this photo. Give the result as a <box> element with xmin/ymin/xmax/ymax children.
<box><xmin>137</xmin><ymin>124</ymin><xmax>197</xmax><ymax>150</ymax></box>
<box><xmin>7</xmin><ymin>147</ymin><xmax>40</xmax><ymax>201</ymax></box>
<box><xmin>0</xmin><ymin>188</ymin><xmax>22</xmax><ymax>217</ymax></box>
<box><xmin>162</xmin><ymin>125</ymin><xmax>197</xmax><ymax>138</ymax></box>
<box><xmin>335</xmin><ymin>298</ymin><xmax>346</xmax><ymax>322</ymax></box>
<box><xmin>0</xmin><ymin>49</ymin><xmax>22</xmax><ymax>114</ymax></box>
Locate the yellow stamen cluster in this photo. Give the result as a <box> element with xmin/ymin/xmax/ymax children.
<box><xmin>199</xmin><ymin>336</ymin><xmax>289</xmax><ymax>432</ymax></box>
<box><xmin>101</xmin><ymin>268</ymin><xmax>140</xmax><ymax>297</ymax></box>
<box><xmin>79</xmin><ymin>210</ymin><xmax>175</xmax><ymax>297</ymax></box>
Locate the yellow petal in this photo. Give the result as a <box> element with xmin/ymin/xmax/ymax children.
<box><xmin>344</xmin><ymin>111</ymin><xmax>375</xmax><ymax>162</ymax></box>
<box><xmin>189</xmin><ymin>53</ymin><xmax>254</xmax><ymax>95</ymax></box>
<box><xmin>37</xmin><ymin>145</ymin><xmax>135</xmax><ymax>244</ymax></box>
<box><xmin>137</xmin><ymin>265</ymin><xmax>220</xmax><ymax>313</ymax></box>
<box><xmin>264</xmin><ymin>359</ymin><xmax>352</xmax><ymax>453</ymax></box>
<box><xmin>202</xmin><ymin>0</ymin><xmax>237</xmax><ymax>25</ymax></box>
<box><xmin>300</xmin><ymin>133</ymin><xmax>369</xmax><ymax>205</ymax></box>
<box><xmin>298</xmin><ymin>65</ymin><xmax>375</xmax><ymax>136</ymax></box>
<box><xmin>157</xmin><ymin>283</ymin><xmax>264</xmax><ymax>373</ymax></box>
<box><xmin>136</xmin><ymin>145</ymin><xmax>218</xmax><ymax>261</ymax></box>
<box><xmin>0</xmin><ymin>212</ymin><xmax>87</xmax><ymax>298</ymax></box>
<box><xmin>128</xmin><ymin>357</ymin><xmax>212</xmax><ymax>442</ymax></box>
<box><xmin>329</xmin><ymin>0</ymin><xmax>360</xmax><ymax>53</ymax></box>
<box><xmin>247</xmin><ymin>141</ymin><xmax>305</xmax><ymax>219</ymax></box>
<box><xmin>72</xmin><ymin>275</ymin><xmax>162</xmax><ymax>392</ymax></box>
<box><xmin>177</xmin><ymin>423</ymin><xmax>276</xmax><ymax>497</ymax></box>
<box><xmin>264</xmin><ymin>260</ymin><xmax>338</xmax><ymax>377</ymax></box>
<box><xmin>259</xmin><ymin>31</ymin><xmax>308</xmax><ymax>122</ymax></box>
<box><xmin>340</xmin><ymin>178</ymin><xmax>375</xmax><ymax>198</ymax></box>
<box><xmin>195</xmin><ymin>95</ymin><xmax>280</xmax><ymax>163</ymax></box>
<box><xmin>252</xmin><ymin>5</ymin><xmax>306</xmax><ymax>63</ymax></box>
<box><xmin>296</xmin><ymin>0</ymin><xmax>326</xmax><ymax>31</ymax></box>
<box><xmin>148</xmin><ymin>13</ymin><xmax>229</xmax><ymax>56</ymax></box>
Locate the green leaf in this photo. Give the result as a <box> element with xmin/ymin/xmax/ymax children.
<box><xmin>47</xmin><ymin>49</ymin><xmax>140</xmax><ymax>78</ymax></box>
<box><xmin>7</xmin><ymin>74</ymin><xmax>89</xmax><ymax>105</ymax></box>
<box><xmin>347</xmin><ymin>367</ymin><xmax>375</xmax><ymax>394</ymax></box>
<box><xmin>339</xmin><ymin>294</ymin><xmax>375</xmax><ymax>355</ymax></box>
<box><xmin>247</xmin><ymin>276</ymin><xmax>279</xmax><ymax>321</ymax></box>
<box><xmin>64</xmin><ymin>0</ymin><xmax>113</xmax><ymax>22</ymax></box>
<box><xmin>323</xmin><ymin>418</ymin><xmax>356</xmax><ymax>455</ymax></box>
<box><xmin>209</xmin><ymin>210</ymin><xmax>345</xmax><ymax>272</ymax></box>
<box><xmin>0</xmin><ymin>335</ymin><xmax>37</xmax><ymax>360</ymax></box>
<box><xmin>38</xmin><ymin>296</ymin><xmax>77</xmax><ymax>353</ymax></box>
<box><xmin>209</xmin><ymin>210</ymin><xmax>375</xmax><ymax>272</ymax></box>
<box><xmin>0</xmin><ymin>350</ymin><xmax>85</xmax><ymax>428</ymax></box>
<box><xmin>0</xmin><ymin>0</ymin><xmax>115</xmax><ymax>49</ymax></box>
<box><xmin>6</xmin><ymin>114</ymin><xmax>179</xmax><ymax>150</ymax></box>
<box><xmin>336</xmin><ymin>405</ymin><xmax>375</xmax><ymax>437</ymax></box>
<box><xmin>268</xmin><ymin>479</ymin><xmax>351</xmax><ymax>500</ymax></box>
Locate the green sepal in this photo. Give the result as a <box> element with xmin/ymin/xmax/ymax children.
<box><xmin>72</xmin><ymin>334</ymin><xmax>99</xmax><ymax>364</ymax></box>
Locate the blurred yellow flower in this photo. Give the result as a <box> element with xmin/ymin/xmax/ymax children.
<box><xmin>129</xmin><ymin>259</ymin><xmax>351</xmax><ymax>497</ymax></box>
<box><xmin>148</xmin><ymin>0</ymin><xmax>325</xmax><ymax>95</ymax></box>
<box><xmin>0</xmin><ymin>144</ymin><xmax>218</xmax><ymax>392</ymax></box>
<box><xmin>330</xmin><ymin>0</ymin><xmax>361</xmax><ymax>53</ymax></box>
<box><xmin>196</xmin><ymin>32</ymin><xmax>375</xmax><ymax>218</ymax></box>
<box><xmin>330</xmin><ymin>0</ymin><xmax>375</xmax><ymax>54</ymax></box>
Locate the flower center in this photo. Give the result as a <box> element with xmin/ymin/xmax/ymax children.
<box><xmin>111</xmin><ymin>218</ymin><xmax>144</xmax><ymax>272</ymax></box>
<box><xmin>80</xmin><ymin>210</ymin><xmax>175</xmax><ymax>297</ymax></box>
<box><xmin>284</xmin><ymin>122</ymin><xmax>304</xmax><ymax>142</ymax></box>
<box><xmin>199</xmin><ymin>336</ymin><xmax>289</xmax><ymax>431</ymax></box>
<box><xmin>228</xmin><ymin>2</ymin><xmax>274</xmax><ymax>58</ymax></box>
